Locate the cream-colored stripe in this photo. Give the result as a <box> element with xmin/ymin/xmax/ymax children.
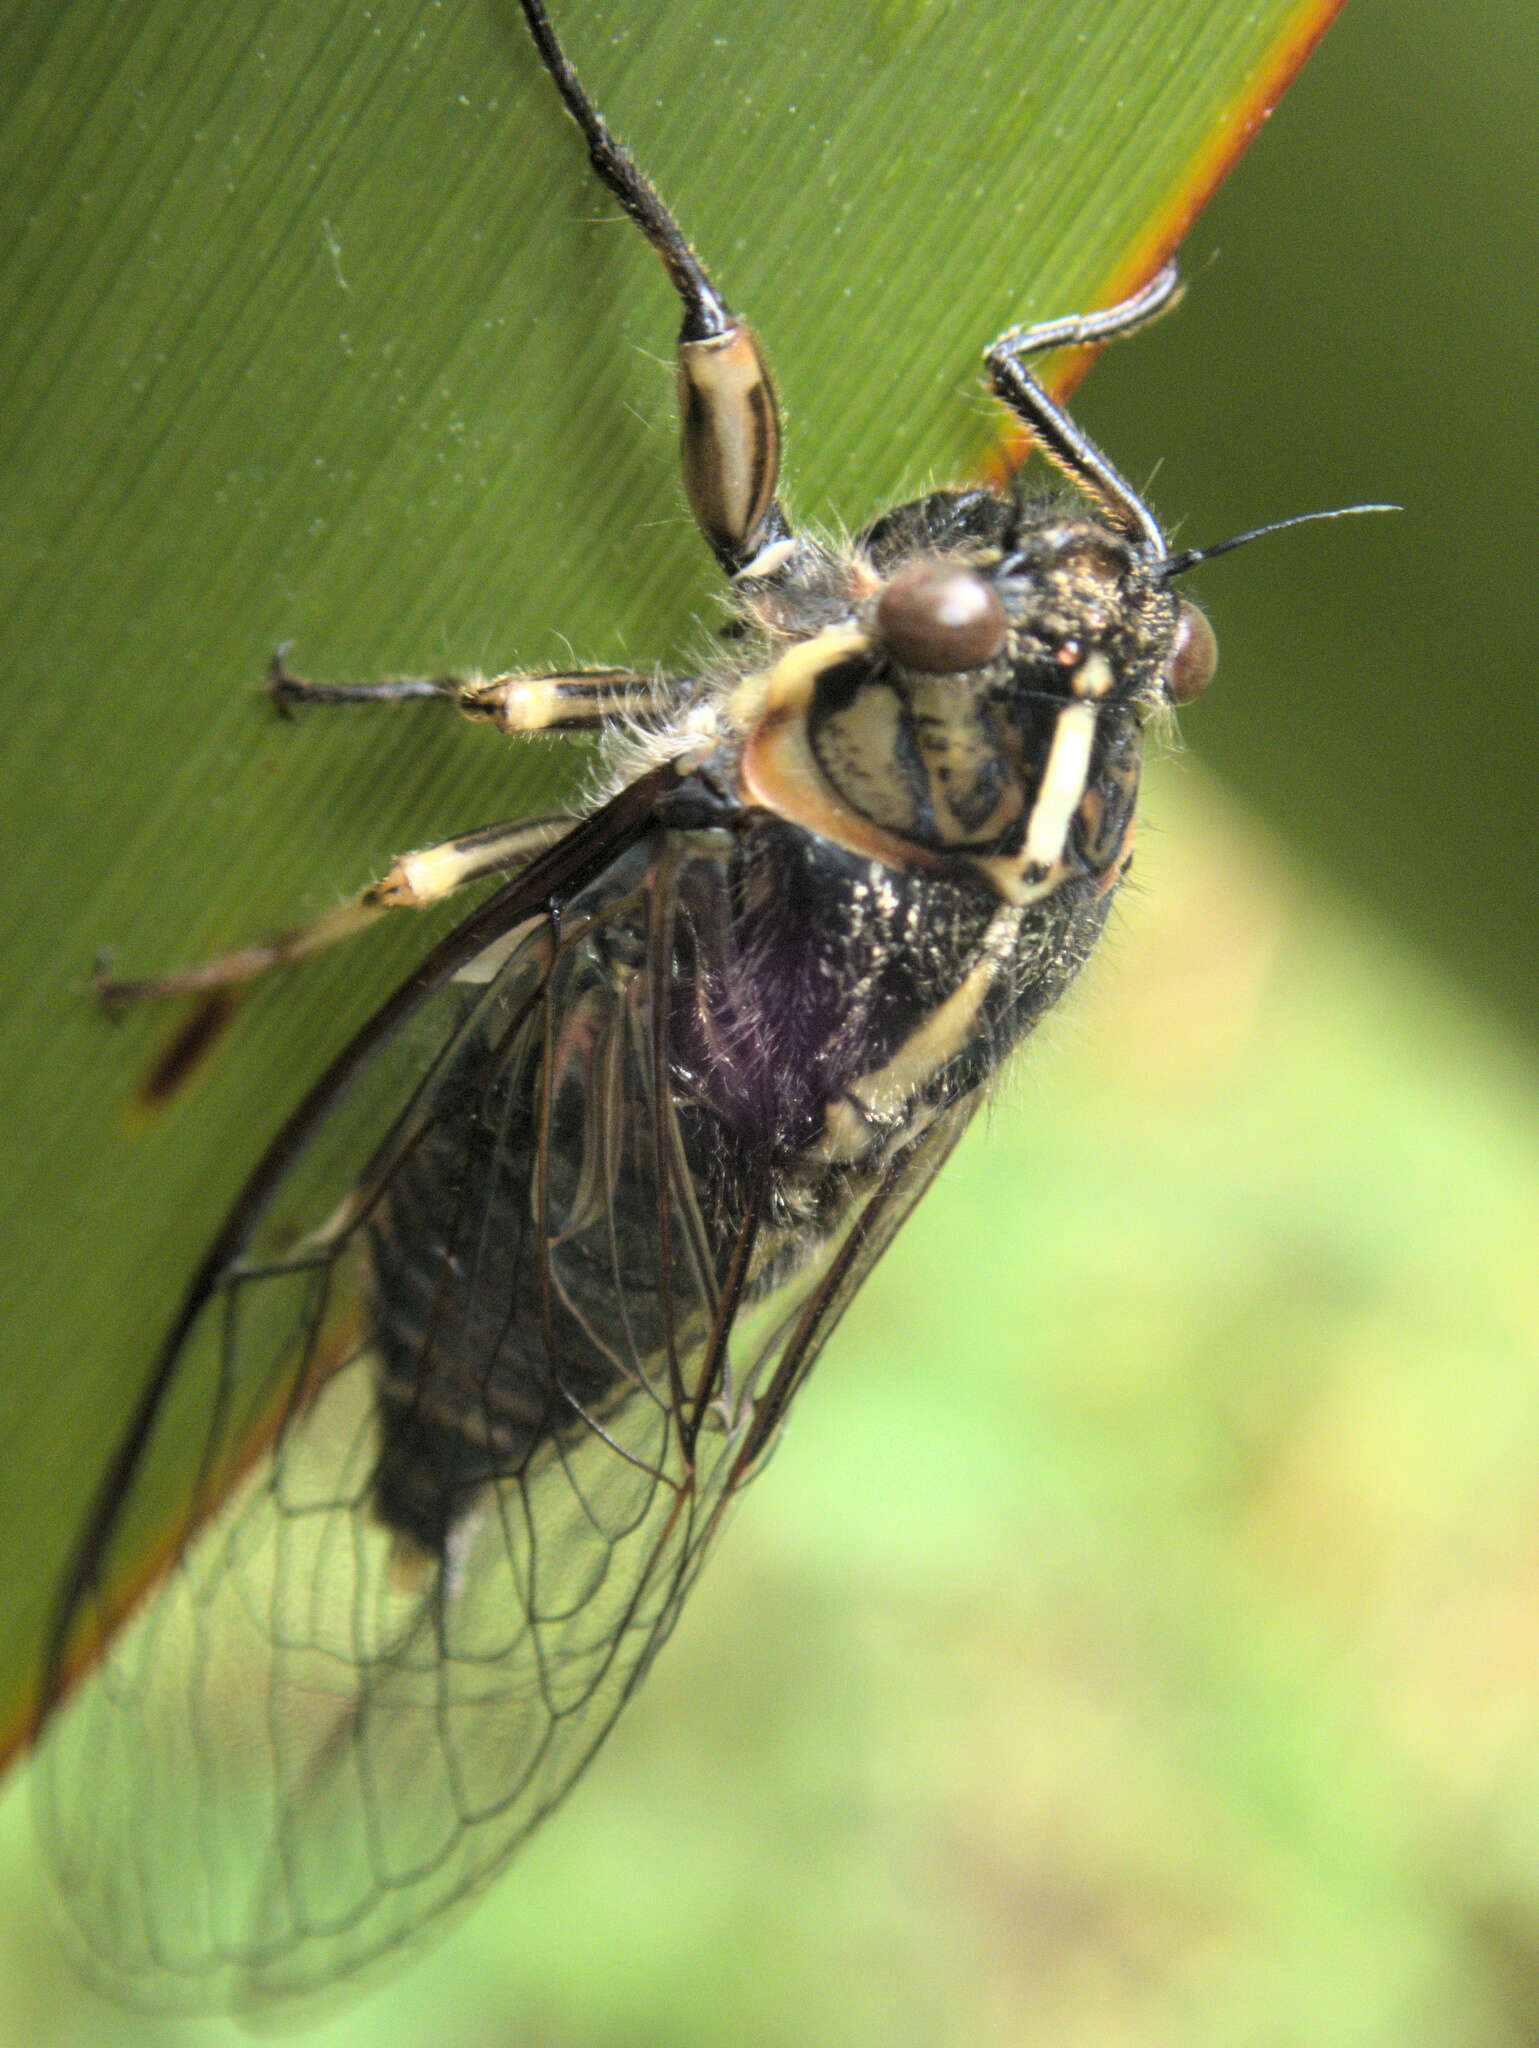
<box><xmin>814</xmin><ymin>901</ymin><xmax>1022</xmax><ymax>1162</ymax></box>
<box><xmin>1023</xmin><ymin>701</ymin><xmax>1097</xmax><ymax>870</ymax></box>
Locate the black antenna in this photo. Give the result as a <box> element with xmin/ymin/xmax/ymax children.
<box><xmin>1158</xmin><ymin>503</ymin><xmax>1400</xmax><ymax>582</ymax></box>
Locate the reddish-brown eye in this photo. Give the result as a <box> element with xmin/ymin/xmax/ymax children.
<box><xmin>1166</xmin><ymin>600</ymin><xmax>1217</xmax><ymax>704</ymax></box>
<box><xmin>874</xmin><ymin>562</ymin><xmax>1008</xmax><ymax>674</ymax></box>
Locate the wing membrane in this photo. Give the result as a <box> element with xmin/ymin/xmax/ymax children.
<box><xmin>38</xmin><ymin>789</ymin><xmax>965</xmax><ymax>2008</ymax></box>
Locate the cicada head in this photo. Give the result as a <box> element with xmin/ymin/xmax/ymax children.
<box><xmin>728</xmin><ymin>487</ymin><xmax>1214</xmax><ymax>910</ymax></box>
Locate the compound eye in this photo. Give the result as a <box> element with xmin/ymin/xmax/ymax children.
<box><xmin>874</xmin><ymin>562</ymin><xmax>1008</xmax><ymax>674</ymax></box>
<box><xmin>1163</xmin><ymin>598</ymin><xmax>1213</xmax><ymax>704</ymax></box>
<box><xmin>1166</xmin><ymin>600</ymin><xmax>1217</xmax><ymax>704</ymax></box>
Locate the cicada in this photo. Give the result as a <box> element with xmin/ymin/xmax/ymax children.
<box><xmin>37</xmin><ymin>0</ymin><xmax>1227</xmax><ymax>2010</ymax></box>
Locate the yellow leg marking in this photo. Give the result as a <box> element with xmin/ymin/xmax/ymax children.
<box><xmin>370</xmin><ymin>818</ymin><xmax>568</xmax><ymax>907</ymax></box>
<box><xmin>271</xmin><ymin>655</ymin><xmax>658</xmax><ymax>735</ymax></box>
<box><xmin>460</xmin><ymin>670</ymin><xmax>658</xmax><ymax>734</ymax></box>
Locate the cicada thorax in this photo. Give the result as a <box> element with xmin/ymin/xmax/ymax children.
<box><xmin>720</xmin><ymin>488</ymin><xmax>1179</xmax><ymax>1100</ymax></box>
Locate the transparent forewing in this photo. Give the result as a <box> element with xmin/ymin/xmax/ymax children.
<box><xmin>38</xmin><ymin>814</ymin><xmax>959</xmax><ymax>2009</ymax></box>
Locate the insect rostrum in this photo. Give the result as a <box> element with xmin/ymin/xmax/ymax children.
<box><xmin>38</xmin><ymin>0</ymin><xmax>1218</xmax><ymax>2009</ymax></box>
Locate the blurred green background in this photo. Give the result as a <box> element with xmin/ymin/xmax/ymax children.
<box><xmin>3</xmin><ymin>0</ymin><xmax>1537</xmax><ymax>2043</ymax></box>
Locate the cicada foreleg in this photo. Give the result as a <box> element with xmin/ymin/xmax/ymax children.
<box><xmin>984</xmin><ymin>262</ymin><xmax>1182</xmax><ymax>556</ymax></box>
<box><xmin>519</xmin><ymin>0</ymin><xmax>789</xmax><ymax>577</ymax></box>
